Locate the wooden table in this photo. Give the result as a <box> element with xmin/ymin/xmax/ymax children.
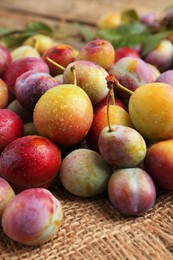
<box><xmin>0</xmin><ymin>1</ymin><xmax>173</xmax><ymax>260</ymax></box>
<box><xmin>0</xmin><ymin>0</ymin><xmax>173</xmax><ymax>28</ymax></box>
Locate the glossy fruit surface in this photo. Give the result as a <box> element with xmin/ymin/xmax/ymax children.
<box><xmin>0</xmin><ymin>135</ymin><xmax>61</xmax><ymax>191</ymax></box>
<box><xmin>33</xmin><ymin>84</ymin><xmax>93</xmax><ymax>146</ymax></box>
<box><xmin>129</xmin><ymin>82</ymin><xmax>173</xmax><ymax>141</ymax></box>
<box><xmin>144</xmin><ymin>139</ymin><xmax>173</xmax><ymax>190</ymax></box>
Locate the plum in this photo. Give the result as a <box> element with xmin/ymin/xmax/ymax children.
<box><xmin>144</xmin><ymin>139</ymin><xmax>173</xmax><ymax>190</ymax></box>
<box><xmin>60</xmin><ymin>148</ymin><xmax>112</xmax><ymax>197</ymax></box>
<box><xmin>96</xmin><ymin>12</ymin><xmax>121</xmax><ymax>29</ymax></box>
<box><xmin>0</xmin><ymin>109</ymin><xmax>23</xmax><ymax>153</ymax></box>
<box><xmin>4</xmin><ymin>57</ymin><xmax>50</xmax><ymax>92</ymax></box>
<box><xmin>144</xmin><ymin>40</ymin><xmax>173</xmax><ymax>72</ymax></box>
<box><xmin>11</xmin><ymin>45</ymin><xmax>40</xmax><ymax>61</ymax></box>
<box><xmin>0</xmin><ymin>135</ymin><xmax>61</xmax><ymax>191</ymax></box>
<box><xmin>63</xmin><ymin>60</ymin><xmax>109</xmax><ymax>104</ymax></box>
<box><xmin>98</xmin><ymin>125</ymin><xmax>147</xmax><ymax>168</ymax></box>
<box><xmin>109</xmin><ymin>57</ymin><xmax>154</xmax><ymax>102</ymax></box>
<box><xmin>23</xmin><ymin>34</ymin><xmax>55</xmax><ymax>55</ymax></box>
<box><xmin>108</xmin><ymin>168</ymin><xmax>156</xmax><ymax>216</ymax></box>
<box><xmin>140</xmin><ymin>12</ymin><xmax>159</xmax><ymax>31</ymax></box>
<box><xmin>0</xmin><ymin>79</ymin><xmax>8</xmax><ymax>109</ymax></box>
<box><xmin>86</xmin><ymin>105</ymin><xmax>133</xmax><ymax>152</ymax></box>
<box><xmin>129</xmin><ymin>82</ymin><xmax>173</xmax><ymax>141</ymax></box>
<box><xmin>114</xmin><ymin>47</ymin><xmax>141</xmax><ymax>63</ymax></box>
<box><xmin>155</xmin><ymin>70</ymin><xmax>173</xmax><ymax>85</ymax></box>
<box><xmin>14</xmin><ymin>70</ymin><xmax>58</xmax><ymax>111</ymax></box>
<box><xmin>0</xmin><ymin>177</ymin><xmax>15</xmax><ymax>220</ymax></box>
<box><xmin>33</xmin><ymin>84</ymin><xmax>93</xmax><ymax>147</ymax></box>
<box><xmin>42</xmin><ymin>44</ymin><xmax>78</xmax><ymax>76</ymax></box>
<box><xmin>76</xmin><ymin>39</ymin><xmax>115</xmax><ymax>70</ymax></box>
<box><xmin>2</xmin><ymin>188</ymin><xmax>63</xmax><ymax>245</ymax></box>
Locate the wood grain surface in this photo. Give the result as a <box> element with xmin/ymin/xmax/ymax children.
<box><xmin>0</xmin><ymin>0</ymin><xmax>173</xmax><ymax>27</ymax></box>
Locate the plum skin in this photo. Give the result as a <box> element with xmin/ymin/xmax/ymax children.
<box><xmin>14</xmin><ymin>71</ymin><xmax>58</xmax><ymax>111</ymax></box>
<box><xmin>0</xmin><ymin>109</ymin><xmax>23</xmax><ymax>153</ymax></box>
<box><xmin>33</xmin><ymin>84</ymin><xmax>93</xmax><ymax>147</ymax></box>
<box><xmin>60</xmin><ymin>148</ymin><xmax>112</xmax><ymax>197</ymax></box>
<box><xmin>2</xmin><ymin>188</ymin><xmax>63</xmax><ymax>246</ymax></box>
<box><xmin>0</xmin><ymin>135</ymin><xmax>61</xmax><ymax>191</ymax></box>
<box><xmin>0</xmin><ymin>177</ymin><xmax>15</xmax><ymax>219</ymax></box>
<box><xmin>144</xmin><ymin>139</ymin><xmax>173</xmax><ymax>190</ymax></box>
<box><xmin>108</xmin><ymin>168</ymin><xmax>156</xmax><ymax>216</ymax></box>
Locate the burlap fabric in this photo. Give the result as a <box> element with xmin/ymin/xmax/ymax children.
<box><xmin>0</xmin><ymin>183</ymin><xmax>173</xmax><ymax>260</ymax></box>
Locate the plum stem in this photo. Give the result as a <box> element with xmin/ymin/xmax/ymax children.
<box><xmin>70</xmin><ymin>65</ymin><xmax>77</xmax><ymax>86</ymax></box>
<box><xmin>46</xmin><ymin>56</ymin><xmax>65</xmax><ymax>71</ymax></box>
<box><xmin>106</xmin><ymin>75</ymin><xmax>117</xmax><ymax>132</ymax></box>
<box><xmin>106</xmin><ymin>90</ymin><xmax>113</xmax><ymax>132</ymax></box>
<box><xmin>116</xmin><ymin>80</ymin><xmax>133</xmax><ymax>95</ymax></box>
<box><xmin>106</xmin><ymin>74</ymin><xmax>133</xmax><ymax>96</ymax></box>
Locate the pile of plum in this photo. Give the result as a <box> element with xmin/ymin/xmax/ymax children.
<box><xmin>0</xmin><ymin>7</ymin><xmax>173</xmax><ymax>246</ymax></box>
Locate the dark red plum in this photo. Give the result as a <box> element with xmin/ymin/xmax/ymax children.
<box><xmin>4</xmin><ymin>57</ymin><xmax>50</xmax><ymax>92</ymax></box>
<box><xmin>0</xmin><ymin>135</ymin><xmax>61</xmax><ymax>192</ymax></box>
<box><xmin>108</xmin><ymin>168</ymin><xmax>156</xmax><ymax>216</ymax></box>
<box><xmin>144</xmin><ymin>139</ymin><xmax>173</xmax><ymax>190</ymax></box>
<box><xmin>14</xmin><ymin>71</ymin><xmax>58</xmax><ymax>111</ymax></box>
<box><xmin>0</xmin><ymin>109</ymin><xmax>23</xmax><ymax>153</ymax></box>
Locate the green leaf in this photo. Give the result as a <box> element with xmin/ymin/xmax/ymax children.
<box><xmin>121</xmin><ymin>9</ymin><xmax>139</xmax><ymax>24</ymax></box>
<box><xmin>2</xmin><ymin>35</ymin><xmax>25</xmax><ymax>48</ymax></box>
<box><xmin>25</xmin><ymin>21</ymin><xmax>53</xmax><ymax>34</ymax></box>
<box><xmin>141</xmin><ymin>31</ymin><xmax>173</xmax><ymax>56</ymax></box>
<box><xmin>97</xmin><ymin>23</ymin><xmax>149</xmax><ymax>49</ymax></box>
<box><xmin>0</xmin><ymin>28</ymin><xmax>22</xmax><ymax>37</ymax></box>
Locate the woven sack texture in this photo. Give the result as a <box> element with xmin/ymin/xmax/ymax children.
<box><xmin>0</xmin><ymin>184</ymin><xmax>173</xmax><ymax>260</ymax></box>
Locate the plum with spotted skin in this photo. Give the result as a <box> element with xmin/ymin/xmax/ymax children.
<box><xmin>0</xmin><ymin>135</ymin><xmax>61</xmax><ymax>192</ymax></box>
<box><xmin>76</xmin><ymin>39</ymin><xmax>115</xmax><ymax>71</ymax></box>
<box><xmin>60</xmin><ymin>148</ymin><xmax>112</xmax><ymax>197</ymax></box>
<box><xmin>2</xmin><ymin>188</ymin><xmax>63</xmax><ymax>245</ymax></box>
<box><xmin>86</xmin><ymin>105</ymin><xmax>133</xmax><ymax>152</ymax></box>
<box><xmin>108</xmin><ymin>168</ymin><xmax>156</xmax><ymax>216</ymax></box>
<box><xmin>129</xmin><ymin>82</ymin><xmax>173</xmax><ymax>141</ymax></box>
<box><xmin>42</xmin><ymin>44</ymin><xmax>78</xmax><ymax>76</ymax></box>
<box><xmin>98</xmin><ymin>125</ymin><xmax>147</xmax><ymax>168</ymax></box>
<box><xmin>33</xmin><ymin>84</ymin><xmax>93</xmax><ymax>147</ymax></box>
<box><xmin>63</xmin><ymin>60</ymin><xmax>109</xmax><ymax>104</ymax></box>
